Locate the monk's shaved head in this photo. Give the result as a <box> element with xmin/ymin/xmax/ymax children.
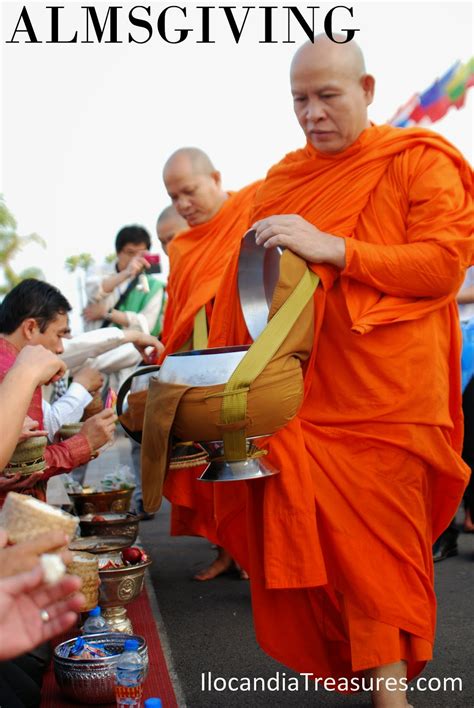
<box><xmin>163</xmin><ymin>147</ymin><xmax>227</xmax><ymax>227</ymax></box>
<box><xmin>157</xmin><ymin>204</ymin><xmax>183</xmax><ymax>225</ymax></box>
<box><xmin>291</xmin><ymin>34</ymin><xmax>366</xmax><ymax>83</ymax></box>
<box><xmin>290</xmin><ymin>35</ymin><xmax>374</xmax><ymax>154</ymax></box>
<box><xmin>156</xmin><ymin>204</ymin><xmax>187</xmax><ymax>254</ymax></box>
<box><xmin>163</xmin><ymin>147</ymin><xmax>216</xmax><ymax>182</ymax></box>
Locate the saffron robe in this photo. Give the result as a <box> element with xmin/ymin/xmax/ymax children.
<box><xmin>0</xmin><ymin>338</ymin><xmax>92</xmax><ymax>506</ymax></box>
<box><xmin>207</xmin><ymin>125</ymin><xmax>474</xmax><ymax>682</ymax></box>
<box><xmin>148</xmin><ymin>183</ymin><xmax>261</xmax><ymax>550</ymax></box>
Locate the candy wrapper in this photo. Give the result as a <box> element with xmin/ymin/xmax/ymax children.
<box><xmin>69</xmin><ymin>637</ymin><xmax>112</xmax><ymax>660</ymax></box>
<box><xmin>105</xmin><ymin>388</ymin><xmax>117</xmax><ymax>411</ymax></box>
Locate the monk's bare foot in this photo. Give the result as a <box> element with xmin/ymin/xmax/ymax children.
<box><xmin>193</xmin><ymin>547</ymin><xmax>233</xmax><ymax>581</ymax></box>
<box><xmin>463</xmin><ymin>509</ymin><xmax>474</xmax><ymax>532</ymax></box>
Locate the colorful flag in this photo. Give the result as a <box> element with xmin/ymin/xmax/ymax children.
<box><xmin>389</xmin><ymin>57</ymin><xmax>473</xmax><ymax>126</ymax></box>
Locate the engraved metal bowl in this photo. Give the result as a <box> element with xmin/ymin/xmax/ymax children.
<box><xmin>98</xmin><ymin>559</ymin><xmax>152</xmax><ymax>633</ymax></box>
<box><xmin>79</xmin><ymin>513</ymin><xmax>139</xmax><ymax>544</ymax></box>
<box><xmin>98</xmin><ymin>560</ymin><xmax>151</xmax><ymax>607</ymax></box>
<box><xmin>53</xmin><ymin>632</ymin><xmax>148</xmax><ymax>704</ymax></box>
<box><xmin>68</xmin><ymin>488</ymin><xmax>135</xmax><ymax>515</ymax></box>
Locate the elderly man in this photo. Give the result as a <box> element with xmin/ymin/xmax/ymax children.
<box><xmin>142</xmin><ymin>147</ymin><xmax>260</xmax><ymax>579</ymax></box>
<box><xmin>208</xmin><ymin>36</ymin><xmax>473</xmax><ymax>705</ymax></box>
<box><xmin>156</xmin><ymin>205</ymin><xmax>187</xmax><ymax>255</ymax></box>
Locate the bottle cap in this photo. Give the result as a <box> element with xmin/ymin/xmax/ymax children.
<box><xmin>144</xmin><ymin>700</ymin><xmax>162</xmax><ymax>708</ymax></box>
<box><xmin>123</xmin><ymin>639</ymin><xmax>139</xmax><ymax>652</ymax></box>
<box><xmin>89</xmin><ymin>606</ymin><xmax>101</xmax><ymax>617</ymax></box>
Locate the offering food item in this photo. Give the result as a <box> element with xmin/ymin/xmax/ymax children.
<box><xmin>97</xmin><ymin>547</ymin><xmax>149</xmax><ymax>570</ymax></box>
<box><xmin>2</xmin><ymin>492</ymin><xmax>78</xmax><ymax>544</ymax></box>
<box><xmin>69</xmin><ymin>637</ymin><xmax>113</xmax><ymax>660</ymax></box>
<box><xmin>91</xmin><ymin>515</ymin><xmax>106</xmax><ymax>522</ymax></box>
<box><xmin>122</xmin><ymin>547</ymin><xmax>145</xmax><ymax>565</ymax></box>
<box><xmin>40</xmin><ymin>553</ymin><xmax>66</xmax><ymax>584</ymax></box>
<box><xmin>67</xmin><ymin>552</ymin><xmax>99</xmax><ymax>612</ymax></box>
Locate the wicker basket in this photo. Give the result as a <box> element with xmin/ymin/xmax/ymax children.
<box><xmin>2</xmin><ymin>436</ymin><xmax>47</xmax><ymax>476</ymax></box>
<box><xmin>1</xmin><ymin>492</ymin><xmax>79</xmax><ymax>544</ymax></box>
<box><xmin>68</xmin><ymin>552</ymin><xmax>99</xmax><ymax>612</ymax></box>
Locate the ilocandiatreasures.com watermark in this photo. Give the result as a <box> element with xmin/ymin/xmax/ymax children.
<box><xmin>201</xmin><ymin>671</ymin><xmax>463</xmax><ymax>694</ymax></box>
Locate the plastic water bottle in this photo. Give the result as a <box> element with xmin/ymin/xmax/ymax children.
<box><xmin>115</xmin><ymin>638</ymin><xmax>145</xmax><ymax>707</ymax></box>
<box><xmin>82</xmin><ymin>606</ymin><xmax>109</xmax><ymax>634</ymax></box>
<box><xmin>144</xmin><ymin>700</ymin><xmax>162</xmax><ymax>708</ymax></box>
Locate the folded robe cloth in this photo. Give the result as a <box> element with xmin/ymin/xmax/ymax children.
<box><xmin>141</xmin><ymin>250</ymin><xmax>315</xmax><ymax>512</ymax></box>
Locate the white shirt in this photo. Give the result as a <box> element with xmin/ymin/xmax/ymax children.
<box><xmin>85</xmin><ymin>263</ymin><xmax>164</xmax><ymax>334</ymax></box>
<box><xmin>458</xmin><ymin>267</ymin><xmax>474</xmax><ymax>322</ymax></box>
<box><xmin>42</xmin><ymin>382</ymin><xmax>92</xmax><ymax>441</ymax></box>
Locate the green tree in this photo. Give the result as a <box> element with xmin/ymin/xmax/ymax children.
<box><xmin>64</xmin><ymin>253</ymin><xmax>95</xmax><ymax>273</ymax></box>
<box><xmin>0</xmin><ymin>195</ymin><xmax>46</xmax><ymax>295</ymax></box>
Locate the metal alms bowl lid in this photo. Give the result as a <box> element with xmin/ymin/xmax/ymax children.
<box><xmin>158</xmin><ymin>345</ymin><xmax>250</xmax><ymax>387</ymax></box>
<box><xmin>237</xmin><ymin>229</ymin><xmax>282</xmax><ymax>341</ymax></box>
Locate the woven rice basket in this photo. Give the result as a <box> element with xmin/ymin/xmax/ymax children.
<box><xmin>2</xmin><ymin>492</ymin><xmax>79</xmax><ymax>544</ymax></box>
<box><xmin>68</xmin><ymin>551</ymin><xmax>99</xmax><ymax>612</ymax></box>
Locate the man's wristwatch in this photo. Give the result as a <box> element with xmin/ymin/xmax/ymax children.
<box><xmin>104</xmin><ymin>308</ymin><xmax>114</xmax><ymax>322</ymax></box>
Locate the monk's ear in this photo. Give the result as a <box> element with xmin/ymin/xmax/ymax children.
<box><xmin>361</xmin><ymin>74</ymin><xmax>375</xmax><ymax>106</ymax></box>
<box><xmin>211</xmin><ymin>170</ymin><xmax>222</xmax><ymax>189</ymax></box>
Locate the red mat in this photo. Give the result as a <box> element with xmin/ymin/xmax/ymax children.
<box><xmin>40</xmin><ymin>586</ymin><xmax>179</xmax><ymax>708</ymax></box>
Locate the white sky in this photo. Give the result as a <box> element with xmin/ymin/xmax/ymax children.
<box><xmin>1</xmin><ymin>0</ymin><xmax>473</xmax><ymax>333</ymax></box>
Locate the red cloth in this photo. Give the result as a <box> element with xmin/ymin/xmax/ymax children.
<box><xmin>0</xmin><ymin>338</ymin><xmax>92</xmax><ymax>505</ymax></box>
<box><xmin>208</xmin><ymin>124</ymin><xmax>474</xmax><ymax>684</ymax></box>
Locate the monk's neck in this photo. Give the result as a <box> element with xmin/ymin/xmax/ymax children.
<box><xmin>208</xmin><ymin>191</ymin><xmax>229</xmax><ymax>221</ymax></box>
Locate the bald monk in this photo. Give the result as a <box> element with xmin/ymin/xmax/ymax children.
<box><xmin>207</xmin><ymin>37</ymin><xmax>474</xmax><ymax>706</ymax></box>
<box><xmin>156</xmin><ymin>205</ymin><xmax>187</xmax><ymax>255</ymax></box>
<box><xmin>151</xmin><ymin>147</ymin><xmax>260</xmax><ymax>580</ymax></box>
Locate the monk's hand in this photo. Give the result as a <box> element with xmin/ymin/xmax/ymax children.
<box><xmin>253</xmin><ymin>215</ymin><xmax>346</xmax><ymax>268</ymax></box>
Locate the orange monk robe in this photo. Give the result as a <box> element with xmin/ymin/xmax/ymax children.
<box><xmin>208</xmin><ymin>125</ymin><xmax>474</xmax><ymax>684</ymax></box>
<box><xmin>157</xmin><ymin>182</ymin><xmax>262</xmax><ymax>551</ymax></box>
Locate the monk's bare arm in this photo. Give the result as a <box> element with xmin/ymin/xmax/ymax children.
<box><xmin>253</xmin><ymin>214</ymin><xmax>346</xmax><ymax>268</ymax></box>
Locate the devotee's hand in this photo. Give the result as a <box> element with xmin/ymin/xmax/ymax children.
<box><xmin>0</xmin><ymin>471</ymin><xmax>45</xmax><ymax>493</ymax></box>
<box><xmin>74</xmin><ymin>366</ymin><xmax>104</xmax><ymax>394</ymax></box>
<box><xmin>13</xmin><ymin>345</ymin><xmax>67</xmax><ymax>385</ymax></box>
<box><xmin>125</xmin><ymin>331</ymin><xmax>165</xmax><ymax>363</ymax></box>
<box><xmin>0</xmin><ymin>565</ymin><xmax>84</xmax><ymax>661</ymax></box>
<box><xmin>125</xmin><ymin>254</ymin><xmax>150</xmax><ymax>278</ymax></box>
<box><xmin>82</xmin><ymin>302</ymin><xmax>108</xmax><ymax>322</ymax></box>
<box><xmin>81</xmin><ymin>408</ymin><xmax>117</xmax><ymax>452</ymax></box>
<box><xmin>19</xmin><ymin>416</ymin><xmax>48</xmax><ymax>442</ymax></box>
<box><xmin>0</xmin><ymin>529</ymin><xmax>72</xmax><ymax>579</ymax></box>
<box><xmin>253</xmin><ymin>214</ymin><xmax>346</xmax><ymax>268</ymax></box>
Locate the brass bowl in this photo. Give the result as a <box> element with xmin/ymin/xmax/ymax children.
<box><xmin>79</xmin><ymin>513</ymin><xmax>139</xmax><ymax>544</ymax></box>
<box><xmin>68</xmin><ymin>488</ymin><xmax>135</xmax><ymax>516</ymax></box>
<box><xmin>99</xmin><ymin>559</ymin><xmax>151</xmax><ymax>608</ymax></box>
<box><xmin>54</xmin><ymin>632</ymin><xmax>148</xmax><ymax>704</ymax></box>
<box><xmin>69</xmin><ymin>536</ymin><xmax>133</xmax><ymax>554</ymax></box>
<box><xmin>98</xmin><ymin>559</ymin><xmax>152</xmax><ymax>633</ymax></box>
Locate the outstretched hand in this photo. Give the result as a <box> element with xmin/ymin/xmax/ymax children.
<box><xmin>0</xmin><ymin>565</ymin><xmax>84</xmax><ymax>660</ymax></box>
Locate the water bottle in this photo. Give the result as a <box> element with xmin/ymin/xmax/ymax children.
<box><xmin>115</xmin><ymin>638</ymin><xmax>145</xmax><ymax>707</ymax></box>
<box><xmin>82</xmin><ymin>606</ymin><xmax>109</xmax><ymax>634</ymax></box>
<box><xmin>144</xmin><ymin>700</ymin><xmax>162</xmax><ymax>708</ymax></box>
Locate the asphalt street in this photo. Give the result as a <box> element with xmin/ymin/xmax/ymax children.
<box><xmin>86</xmin><ymin>434</ymin><xmax>474</xmax><ymax>708</ymax></box>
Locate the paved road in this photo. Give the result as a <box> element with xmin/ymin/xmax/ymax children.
<box><xmin>85</xmin><ymin>434</ymin><xmax>474</xmax><ymax>707</ymax></box>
